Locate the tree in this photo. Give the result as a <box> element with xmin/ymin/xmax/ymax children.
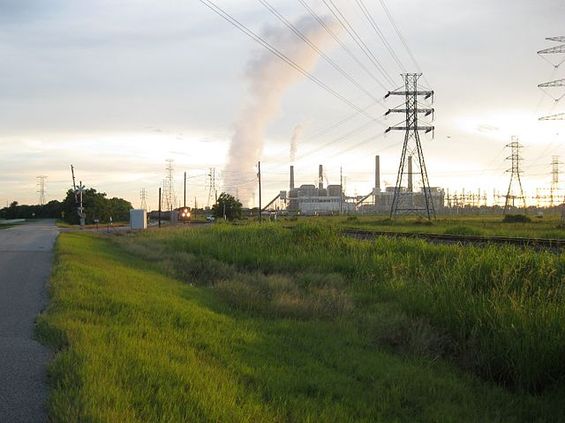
<box><xmin>212</xmin><ymin>193</ymin><xmax>242</xmax><ymax>221</ymax></box>
<box><xmin>61</xmin><ymin>188</ymin><xmax>132</xmax><ymax>224</ymax></box>
<box><xmin>0</xmin><ymin>200</ymin><xmax>62</xmax><ymax>219</ymax></box>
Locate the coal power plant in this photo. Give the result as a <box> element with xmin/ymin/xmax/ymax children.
<box><xmin>276</xmin><ymin>156</ymin><xmax>445</xmax><ymax>216</ymax></box>
<box><xmin>283</xmin><ymin>164</ymin><xmax>352</xmax><ymax>215</ymax></box>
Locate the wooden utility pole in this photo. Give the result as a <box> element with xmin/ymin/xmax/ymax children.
<box><xmin>183</xmin><ymin>171</ymin><xmax>187</xmax><ymax>208</ymax></box>
<box><xmin>158</xmin><ymin>187</ymin><xmax>162</xmax><ymax>228</ymax></box>
<box><xmin>258</xmin><ymin>161</ymin><xmax>262</xmax><ymax>222</ymax></box>
<box><xmin>340</xmin><ymin>166</ymin><xmax>343</xmax><ymax>215</ymax></box>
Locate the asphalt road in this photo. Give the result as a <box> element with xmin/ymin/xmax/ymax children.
<box><xmin>0</xmin><ymin>220</ymin><xmax>58</xmax><ymax>422</ymax></box>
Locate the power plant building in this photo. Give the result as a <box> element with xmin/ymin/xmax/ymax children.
<box><xmin>283</xmin><ymin>158</ymin><xmax>444</xmax><ymax>215</ymax></box>
<box><xmin>285</xmin><ymin>165</ymin><xmax>352</xmax><ymax>215</ymax></box>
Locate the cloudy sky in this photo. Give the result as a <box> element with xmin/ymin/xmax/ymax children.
<box><xmin>0</xmin><ymin>0</ymin><xmax>564</xmax><ymax>208</ymax></box>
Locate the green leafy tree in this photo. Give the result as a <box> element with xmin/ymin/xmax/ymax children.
<box><xmin>212</xmin><ymin>193</ymin><xmax>242</xmax><ymax>221</ymax></box>
<box><xmin>0</xmin><ymin>200</ymin><xmax>62</xmax><ymax>219</ymax></box>
<box><xmin>61</xmin><ymin>188</ymin><xmax>132</xmax><ymax>224</ymax></box>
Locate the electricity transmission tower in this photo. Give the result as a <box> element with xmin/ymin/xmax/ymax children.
<box><xmin>36</xmin><ymin>176</ymin><xmax>47</xmax><ymax>205</ymax></box>
<box><xmin>385</xmin><ymin>73</ymin><xmax>435</xmax><ymax>219</ymax></box>
<box><xmin>207</xmin><ymin>168</ymin><xmax>216</xmax><ymax>207</ymax></box>
<box><xmin>550</xmin><ymin>155</ymin><xmax>562</xmax><ymax>207</ymax></box>
<box><xmin>503</xmin><ymin>137</ymin><xmax>526</xmax><ymax>213</ymax></box>
<box><xmin>164</xmin><ymin>159</ymin><xmax>176</xmax><ymax>211</ymax></box>
<box><xmin>140</xmin><ymin>188</ymin><xmax>148</xmax><ymax>210</ymax></box>
<box><xmin>538</xmin><ymin>36</ymin><xmax>565</xmax><ymax>120</ymax></box>
<box><xmin>538</xmin><ymin>36</ymin><xmax>565</xmax><ymax>68</ymax></box>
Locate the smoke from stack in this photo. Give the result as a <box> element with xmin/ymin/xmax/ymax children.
<box><xmin>223</xmin><ymin>16</ymin><xmax>336</xmax><ymax>206</ymax></box>
<box><xmin>290</xmin><ymin>124</ymin><xmax>303</xmax><ymax>164</ymax></box>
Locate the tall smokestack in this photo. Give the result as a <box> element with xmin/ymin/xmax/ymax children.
<box><xmin>375</xmin><ymin>155</ymin><xmax>380</xmax><ymax>194</ymax></box>
<box><xmin>290</xmin><ymin>165</ymin><xmax>295</xmax><ymax>190</ymax></box>
<box><xmin>319</xmin><ymin>164</ymin><xmax>323</xmax><ymax>190</ymax></box>
<box><xmin>408</xmin><ymin>156</ymin><xmax>413</xmax><ymax>192</ymax></box>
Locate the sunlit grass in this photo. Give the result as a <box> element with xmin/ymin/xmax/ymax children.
<box><xmin>37</xmin><ymin>231</ymin><xmax>565</xmax><ymax>421</ymax></box>
<box><xmin>279</xmin><ymin>214</ymin><xmax>565</xmax><ymax>239</ymax></box>
<box><xmin>125</xmin><ymin>223</ymin><xmax>565</xmax><ymax>391</ymax></box>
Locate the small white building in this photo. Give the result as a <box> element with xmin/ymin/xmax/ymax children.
<box><xmin>130</xmin><ymin>209</ymin><xmax>147</xmax><ymax>230</ymax></box>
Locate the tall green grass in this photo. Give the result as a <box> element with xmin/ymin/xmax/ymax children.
<box><xmin>125</xmin><ymin>223</ymin><xmax>565</xmax><ymax>391</ymax></box>
<box><xmin>38</xmin><ymin>232</ymin><xmax>564</xmax><ymax>421</ymax></box>
<box><xmin>319</xmin><ymin>214</ymin><xmax>565</xmax><ymax>239</ymax></box>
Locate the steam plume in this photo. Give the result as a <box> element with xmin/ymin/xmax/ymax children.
<box><xmin>290</xmin><ymin>124</ymin><xmax>303</xmax><ymax>163</ymax></box>
<box><xmin>223</xmin><ymin>16</ymin><xmax>335</xmax><ymax>206</ymax></box>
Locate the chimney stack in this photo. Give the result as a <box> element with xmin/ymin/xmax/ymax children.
<box><xmin>408</xmin><ymin>156</ymin><xmax>413</xmax><ymax>192</ymax></box>
<box><xmin>375</xmin><ymin>155</ymin><xmax>381</xmax><ymax>194</ymax></box>
<box><xmin>318</xmin><ymin>164</ymin><xmax>323</xmax><ymax>190</ymax></box>
<box><xmin>290</xmin><ymin>165</ymin><xmax>295</xmax><ymax>190</ymax></box>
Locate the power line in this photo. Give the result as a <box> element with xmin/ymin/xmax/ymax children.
<box><xmin>199</xmin><ymin>0</ymin><xmax>381</xmax><ymax>122</ymax></box>
<box><xmin>354</xmin><ymin>0</ymin><xmax>406</xmax><ymax>72</ymax></box>
<box><xmin>296</xmin><ymin>119</ymin><xmax>377</xmax><ymax>161</ymax></box>
<box><xmin>257</xmin><ymin>0</ymin><xmax>382</xmax><ymax>104</ymax></box>
<box><xmin>297</xmin><ymin>0</ymin><xmax>391</xmax><ymax>93</ymax></box>
<box><xmin>321</xmin><ymin>0</ymin><xmax>396</xmax><ymax>87</ymax></box>
<box><xmin>377</xmin><ymin>0</ymin><xmax>430</xmax><ymax>86</ymax></box>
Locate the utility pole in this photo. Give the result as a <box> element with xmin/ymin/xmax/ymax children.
<box><xmin>36</xmin><ymin>176</ymin><xmax>47</xmax><ymax>205</ymax></box>
<box><xmin>70</xmin><ymin>165</ymin><xmax>85</xmax><ymax>227</ymax></box>
<box><xmin>385</xmin><ymin>73</ymin><xmax>435</xmax><ymax>219</ymax></box>
<box><xmin>503</xmin><ymin>137</ymin><xmax>526</xmax><ymax>214</ymax></box>
<box><xmin>77</xmin><ymin>181</ymin><xmax>85</xmax><ymax>227</ymax></box>
<box><xmin>257</xmin><ymin>161</ymin><xmax>262</xmax><ymax>222</ymax></box>
<box><xmin>158</xmin><ymin>187</ymin><xmax>162</xmax><ymax>228</ymax></box>
<box><xmin>340</xmin><ymin>166</ymin><xmax>343</xmax><ymax>214</ymax></box>
<box><xmin>183</xmin><ymin>171</ymin><xmax>187</xmax><ymax>208</ymax></box>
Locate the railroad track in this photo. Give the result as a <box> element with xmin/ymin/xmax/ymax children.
<box><xmin>342</xmin><ymin>229</ymin><xmax>565</xmax><ymax>250</ymax></box>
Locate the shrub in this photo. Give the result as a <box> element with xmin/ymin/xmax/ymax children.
<box><xmin>503</xmin><ymin>214</ymin><xmax>531</xmax><ymax>223</ymax></box>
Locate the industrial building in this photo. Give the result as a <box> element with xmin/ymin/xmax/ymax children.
<box><xmin>282</xmin><ymin>165</ymin><xmax>352</xmax><ymax>215</ymax></box>
<box><xmin>281</xmin><ymin>156</ymin><xmax>444</xmax><ymax>216</ymax></box>
<box><xmin>369</xmin><ymin>155</ymin><xmax>444</xmax><ymax>214</ymax></box>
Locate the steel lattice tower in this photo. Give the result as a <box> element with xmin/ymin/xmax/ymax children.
<box><xmin>207</xmin><ymin>168</ymin><xmax>216</xmax><ymax>207</ymax></box>
<box><xmin>385</xmin><ymin>73</ymin><xmax>435</xmax><ymax>219</ymax></box>
<box><xmin>140</xmin><ymin>188</ymin><xmax>148</xmax><ymax>210</ymax></box>
<box><xmin>538</xmin><ymin>36</ymin><xmax>565</xmax><ymax>120</ymax></box>
<box><xmin>503</xmin><ymin>137</ymin><xmax>526</xmax><ymax>213</ymax></box>
<box><xmin>164</xmin><ymin>159</ymin><xmax>176</xmax><ymax>211</ymax></box>
<box><xmin>36</xmin><ymin>176</ymin><xmax>47</xmax><ymax>205</ymax></box>
<box><xmin>549</xmin><ymin>156</ymin><xmax>561</xmax><ymax>207</ymax></box>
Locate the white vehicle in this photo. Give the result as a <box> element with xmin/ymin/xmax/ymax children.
<box><xmin>206</xmin><ymin>215</ymin><xmax>215</xmax><ymax>222</ymax></box>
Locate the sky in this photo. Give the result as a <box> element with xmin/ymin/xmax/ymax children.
<box><xmin>0</xmin><ymin>0</ymin><xmax>564</xmax><ymax>209</ymax></box>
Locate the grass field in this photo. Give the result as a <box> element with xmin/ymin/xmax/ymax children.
<box><xmin>276</xmin><ymin>214</ymin><xmax>565</xmax><ymax>239</ymax></box>
<box><xmin>38</xmin><ymin>226</ymin><xmax>565</xmax><ymax>421</ymax></box>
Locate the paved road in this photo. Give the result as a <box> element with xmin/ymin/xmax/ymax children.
<box><xmin>0</xmin><ymin>220</ymin><xmax>58</xmax><ymax>422</ymax></box>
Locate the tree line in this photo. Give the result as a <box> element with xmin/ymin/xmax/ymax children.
<box><xmin>0</xmin><ymin>188</ymin><xmax>132</xmax><ymax>224</ymax></box>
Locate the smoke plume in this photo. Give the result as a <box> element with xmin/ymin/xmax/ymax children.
<box><xmin>290</xmin><ymin>124</ymin><xmax>303</xmax><ymax>163</ymax></box>
<box><xmin>223</xmin><ymin>16</ymin><xmax>335</xmax><ymax>206</ymax></box>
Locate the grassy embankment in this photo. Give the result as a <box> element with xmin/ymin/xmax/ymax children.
<box><xmin>38</xmin><ymin>225</ymin><xmax>565</xmax><ymax>421</ymax></box>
